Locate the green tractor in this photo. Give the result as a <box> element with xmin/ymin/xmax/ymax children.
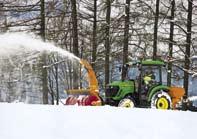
<box><xmin>105</xmin><ymin>59</ymin><xmax>185</xmax><ymax>109</ymax></box>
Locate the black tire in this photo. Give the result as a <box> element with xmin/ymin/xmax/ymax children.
<box><xmin>118</xmin><ymin>96</ymin><xmax>136</xmax><ymax>108</ymax></box>
<box><xmin>151</xmin><ymin>91</ymin><xmax>172</xmax><ymax>110</ymax></box>
<box><xmin>99</xmin><ymin>95</ymin><xmax>105</xmax><ymax>105</ymax></box>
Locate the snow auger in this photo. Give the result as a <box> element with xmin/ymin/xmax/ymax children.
<box><xmin>65</xmin><ymin>59</ymin><xmax>102</xmax><ymax>106</ymax></box>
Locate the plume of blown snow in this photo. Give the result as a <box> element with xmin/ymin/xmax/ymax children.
<box><xmin>0</xmin><ymin>32</ymin><xmax>80</xmax><ymax>61</ymax></box>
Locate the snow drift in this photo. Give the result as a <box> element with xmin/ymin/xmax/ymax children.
<box><xmin>0</xmin><ymin>103</ymin><xmax>197</xmax><ymax>139</ymax></box>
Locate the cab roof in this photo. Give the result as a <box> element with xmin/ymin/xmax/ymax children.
<box><xmin>141</xmin><ymin>59</ymin><xmax>165</xmax><ymax>66</ymax></box>
<box><xmin>127</xmin><ymin>59</ymin><xmax>165</xmax><ymax>66</ymax></box>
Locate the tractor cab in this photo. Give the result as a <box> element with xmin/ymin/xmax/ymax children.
<box><xmin>126</xmin><ymin>60</ymin><xmax>165</xmax><ymax>105</ymax></box>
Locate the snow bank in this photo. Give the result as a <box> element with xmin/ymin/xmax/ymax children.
<box><xmin>0</xmin><ymin>103</ymin><xmax>197</xmax><ymax>139</ymax></box>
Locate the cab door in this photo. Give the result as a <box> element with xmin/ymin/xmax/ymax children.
<box><xmin>138</xmin><ymin>65</ymin><xmax>162</xmax><ymax>104</ymax></box>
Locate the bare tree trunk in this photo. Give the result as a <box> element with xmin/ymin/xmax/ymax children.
<box><xmin>40</xmin><ymin>0</ymin><xmax>45</xmax><ymax>41</ymax></box>
<box><xmin>122</xmin><ymin>0</ymin><xmax>130</xmax><ymax>80</ymax></box>
<box><xmin>0</xmin><ymin>4</ymin><xmax>8</xmax><ymax>32</ymax></box>
<box><xmin>105</xmin><ymin>0</ymin><xmax>111</xmax><ymax>86</ymax></box>
<box><xmin>92</xmin><ymin>0</ymin><xmax>97</xmax><ymax>69</ymax></box>
<box><xmin>167</xmin><ymin>0</ymin><xmax>175</xmax><ymax>86</ymax></box>
<box><xmin>41</xmin><ymin>54</ymin><xmax>48</xmax><ymax>104</ymax></box>
<box><xmin>55</xmin><ymin>64</ymin><xmax>59</xmax><ymax>105</ymax></box>
<box><xmin>153</xmin><ymin>0</ymin><xmax>160</xmax><ymax>60</ymax></box>
<box><xmin>48</xmin><ymin>69</ymin><xmax>54</xmax><ymax>105</ymax></box>
<box><xmin>40</xmin><ymin>0</ymin><xmax>48</xmax><ymax>104</ymax></box>
<box><xmin>184</xmin><ymin>0</ymin><xmax>193</xmax><ymax>97</ymax></box>
<box><xmin>49</xmin><ymin>78</ymin><xmax>55</xmax><ymax>105</ymax></box>
<box><xmin>71</xmin><ymin>0</ymin><xmax>79</xmax><ymax>89</ymax></box>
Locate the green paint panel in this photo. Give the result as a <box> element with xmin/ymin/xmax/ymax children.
<box><xmin>109</xmin><ymin>80</ymin><xmax>135</xmax><ymax>100</ymax></box>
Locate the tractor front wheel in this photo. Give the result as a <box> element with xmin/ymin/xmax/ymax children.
<box><xmin>151</xmin><ymin>91</ymin><xmax>172</xmax><ymax>110</ymax></box>
<box><xmin>118</xmin><ymin>97</ymin><xmax>135</xmax><ymax>108</ymax></box>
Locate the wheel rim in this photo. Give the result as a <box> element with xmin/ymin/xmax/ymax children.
<box><xmin>151</xmin><ymin>91</ymin><xmax>172</xmax><ymax>110</ymax></box>
<box><xmin>156</xmin><ymin>97</ymin><xmax>169</xmax><ymax>109</ymax></box>
<box><xmin>118</xmin><ymin>99</ymin><xmax>134</xmax><ymax>108</ymax></box>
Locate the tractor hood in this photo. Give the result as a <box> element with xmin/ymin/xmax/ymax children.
<box><xmin>109</xmin><ymin>80</ymin><xmax>134</xmax><ymax>87</ymax></box>
<box><xmin>107</xmin><ymin>80</ymin><xmax>135</xmax><ymax>100</ymax></box>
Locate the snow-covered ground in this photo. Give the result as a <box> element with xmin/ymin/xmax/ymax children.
<box><xmin>0</xmin><ymin>103</ymin><xmax>197</xmax><ymax>139</ymax></box>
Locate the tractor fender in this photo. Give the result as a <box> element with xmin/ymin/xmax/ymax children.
<box><xmin>124</xmin><ymin>93</ymin><xmax>136</xmax><ymax>100</ymax></box>
<box><xmin>147</xmin><ymin>85</ymin><xmax>170</xmax><ymax>102</ymax></box>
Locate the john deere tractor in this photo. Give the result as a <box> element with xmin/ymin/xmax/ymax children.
<box><xmin>105</xmin><ymin>59</ymin><xmax>185</xmax><ymax>110</ymax></box>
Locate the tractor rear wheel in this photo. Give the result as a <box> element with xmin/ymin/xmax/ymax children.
<box><xmin>151</xmin><ymin>91</ymin><xmax>172</xmax><ymax>110</ymax></box>
<box><xmin>118</xmin><ymin>97</ymin><xmax>135</xmax><ymax>108</ymax></box>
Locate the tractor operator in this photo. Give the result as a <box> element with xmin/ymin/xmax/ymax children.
<box><xmin>143</xmin><ymin>70</ymin><xmax>156</xmax><ymax>92</ymax></box>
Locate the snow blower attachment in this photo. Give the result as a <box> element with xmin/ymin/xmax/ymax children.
<box><xmin>65</xmin><ymin>59</ymin><xmax>102</xmax><ymax>106</ymax></box>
